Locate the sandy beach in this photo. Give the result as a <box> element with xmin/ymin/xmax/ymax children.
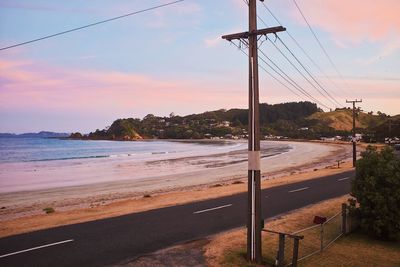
<box><xmin>0</xmin><ymin>140</ymin><xmax>352</xmax><ymax>226</ymax></box>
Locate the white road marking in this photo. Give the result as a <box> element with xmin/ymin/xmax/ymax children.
<box><xmin>288</xmin><ymin>187</ymin><xmax>309</xmax><ymax>193</ymax></box>
<box><xmin>338</xmin><ymin>177</ymin><xmax>351</xmax><ymax>181</ymax></box>
<box><xmin>0</xmin><ymin>239</ymin><xmax>74</xmax><ymax>259</ymax></box>
<box><xmin>193</xmin><ymin>204</ymin><xmax>232</xmax><ymax>214</ymax></box>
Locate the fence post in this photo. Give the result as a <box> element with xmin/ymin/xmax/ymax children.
<box><xmin>341</xmin><ymin>203</ymin><xmax>347</xmax><ymax>234</ymax></box>
<box><xmin>320</xmin><ymin>224</ymin><xmax>324</xmax><ymax>251</ymax></box>
<box><xmin>277</xmin><ymin>233</ymin><xmax>285</xmax><ymax>267</ymax></box>
<box><xmin>292</xmin><ymin>238</ymin><xmax>300</xmax><ymax>267</ymax></box>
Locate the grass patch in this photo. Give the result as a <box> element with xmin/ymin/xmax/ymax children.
<box><xmin>222</xmin><ymin>247</ymin><xmax>277</xmax><ymax>267</ymax></box>
<box><xmin>43</xmin><ymin>207</ymin><xmax>55</xmax><ymax>214</ymax></box>
<box><xmin>205</xmin><ymin>195</ymin><xmax>400</xmax><ymax>267</ymax></box>
<box><xmin>223</xmin><ymin>249</ymin><xmax>259</xmax><ymax>267</ymax></box>
<box><xmin>298</xmin><ymin>231</ymin><xmax>400</xmax><ymax>266</ymax></box>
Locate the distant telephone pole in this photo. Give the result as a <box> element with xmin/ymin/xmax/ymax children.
<box><xmin>346</xmin><ymin>99</ymin><xmax>362</xmax><ymax>167</ymax></box>
<box><xmin>222</xmin><ymin>0</ymin><xmax>285</xmax><ymax>263</ymax></box>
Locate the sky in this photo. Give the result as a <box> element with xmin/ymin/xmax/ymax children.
<box><xmin>0</xmin><ymin>0</ymin><xmax>399</xmax><ymax>133</ymax></box>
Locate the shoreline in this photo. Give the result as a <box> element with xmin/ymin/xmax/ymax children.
<box><xmin>0</xmin><ymin>141</ymin><xmax>351</xmax><ymax>220</ymax></box>
<box><xmin>0</xmin><ymin>141</ymin><xmax>354</xmax><ymax>238</ymax></box>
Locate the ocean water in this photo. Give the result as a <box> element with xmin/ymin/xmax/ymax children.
<box><xmin>0</xmin><ymin>138</ymin><xmax>241</xmax><ymax>163</ymax></box>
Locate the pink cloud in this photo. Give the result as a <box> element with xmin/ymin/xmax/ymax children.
<box><xmin>0</xmin><ymin>59</ymin><xmax>247</xmax><ymax>117</ymax></box>
<box><xmin>1</xmin><ymin>56</ymin><xmax>398</xmax><ymax>120</ymax></box>
<box><xmin>289</xmin><ymin>0</ymin><xmax>400</xmax><ymax>43</ymax></box>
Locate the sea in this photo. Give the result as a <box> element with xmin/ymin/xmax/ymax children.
<box><xmin>0</xmin><ymin>137</ymin><xmax>242</xmax><ymax>163</ymax></box>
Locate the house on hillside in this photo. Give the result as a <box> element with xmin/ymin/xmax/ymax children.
<box><xmin>221</xmin><ymin>121</ymin><xmax>230</xmax><ymax>127</ymax></box>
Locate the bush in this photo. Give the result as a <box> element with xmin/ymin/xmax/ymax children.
<box><xmin>43</xmin><ymin>207</ymin><xmax>55</xmax><ymax>214</ymax></box>
<box><xmin>350</xmin><ymin>146</ymin><xmax>400</xmax><ymax>240</ymax></box>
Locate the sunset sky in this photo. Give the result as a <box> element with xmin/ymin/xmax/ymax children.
<box><xmin>1</xmin><ymin>0</ymin><xmax>399</xmax><ymax>133</ymax></box>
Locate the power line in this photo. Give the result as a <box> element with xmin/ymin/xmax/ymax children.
<box><xmin>230</xmin><ymin>41</ymin><xmax>307</xmax><ymax>102</ymax></box>
<box><xmin>259</xmin><ymin>53</ymin><xmax>331</xmax><ymax>109</ymax></box>
<box><xmin>276</xmin><ymin>36</ymin><xmax>343</xmax><ymax>107</ymax></box>
<box><xmin>259</xmin><ymin>52</ymin><xmax>330</xmax><ymax>108</ymax></box>
<box><xmin>250</xmin><ymin>5</ymin><xmax>334</xmax><ymax>108</ymax></box>
<box><xmin>259</xmin><ymin>50</ymin><xmax>326</xmax><ymax>106</ymax></box>
<box><xmin>253</xmin><ymin>8</ymin><xmax>337</xmax><ymax>109</ymax></box>
<box><xmin>267</xmin><ymin>37</ymin><xmax>334</xmax><ymax>109</ymax></box>
<box><xmin>260</xmin><ymin>2</ymin><xmax>349</xmax><ymax>99</ymax></box>
<box><xmin>231</xmin><ymin>39</ymin><xmax>330</xmax><ymax>109</ymax></box>
<box><xmin>0</xmin><ymin>0</ymin><xmax>185</xmax><ymax>51</ymax></box>
<box><xmin>262</xmin><ymin>3</ymin><xmax>321</xmax><ymax>72</ymax></box>
<box><xmin>292</xmin><ymin>0</ymin><xmax>350</xmax><ymax>88</ymax></box>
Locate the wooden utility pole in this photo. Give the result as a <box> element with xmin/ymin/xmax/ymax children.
<box><xmin>346</xmin><ymin>99</ymin><xmax>362</xmax><ymax>167</ymax></box>
<box><xmin>222</xmin><ymin>0</ymin><xmax>285</xmax><ymax>263</ymax></box>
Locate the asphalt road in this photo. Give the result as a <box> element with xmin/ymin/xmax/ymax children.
<box><xmin>0</xmin><ymin>170</ymin><xmax>354</xmax><ymax>267</ymax></box>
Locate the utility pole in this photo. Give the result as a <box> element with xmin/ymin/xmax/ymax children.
<box><xmin>346</xmin><ymin>99</ymin><xmax>362</xmax><ymax>167</ymax></box>
<box><xmin>222</xmin><ymin>0</ymin><xmax>285</xmax><ymax>263</ymax></box>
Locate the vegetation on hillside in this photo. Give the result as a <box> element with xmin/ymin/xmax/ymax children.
<box><xmin>70</xmin><ymin>101</ymin><xmax>397</xmax><ymax>141</ymax></box>
<box><xmin>87</xmin><ymin>118</ymin><xmax>142</xmax><ymax>140</ymax></box>
<box><xmin>350</xmin><ymin>146</ymin><xmax>400</xmax><ymax>241</ymax></box>
<box><xmin>367</xmin><ymin>115</ymin><xmax>400</xmax><ymax>142</ymax></box>
<box><xmin>308</xmin><ymin>108</ymin><xmax>381</xmax><ymax>131</ymax></box>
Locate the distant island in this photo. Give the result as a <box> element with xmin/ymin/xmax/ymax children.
<box><xmin>0</xmin><ymin>131</ymin><xmax>70</xmax><ymax>138</ymax></box>
<box><xmin>70</xmin><ymin>101</ymin><xmax>400</xmax><ymax>143</ymax></box>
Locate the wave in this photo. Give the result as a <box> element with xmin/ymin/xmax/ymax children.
<box><xmin>27</xmin><ymin>155</ymin><xmax>111</xmax><ymax>162</ymax></box>
<box><xmin>25</xmin><ymin>150</ymin><xmax>179</xmax><ymax>162</ymax></box>
<box><xmin>216</xmin><ymin>143</ymin><xmax>245</xmax><ymax>150</ymax></box>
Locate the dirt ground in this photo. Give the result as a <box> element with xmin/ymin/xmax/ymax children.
<box><xmin>114</xmin><ymin>239</ymin><xmax>210</xmax><ymax>267</ymax></box>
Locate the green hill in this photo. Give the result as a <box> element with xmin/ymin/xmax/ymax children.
<box><xmin>86</xmin><ymin>118</ymin><xmax>143</xmax><ymax>140</ymax></box>
<box><xmin>72</xmin><ymin>102</ymin><xmax>398</xmax><ymax>141</ymax></box>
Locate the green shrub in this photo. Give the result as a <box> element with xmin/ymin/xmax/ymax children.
<box><xmin>43</xmin><ymin>207</ymin><xmax>55</xmax><ymax>214</ymax></box>
<box><xmin>350</xmin><ymin>146</ymin><xmax>400</xmax><ymax>240</ymax></box>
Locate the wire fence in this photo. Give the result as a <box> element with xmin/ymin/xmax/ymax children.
<box><xmin>288</xmin><ymin>211</ymin><xmax>342</xmax><ymax>265</ymax></box>
<box><xmin>263</xmin><ymin>210</ymin><xmax>344</xmax><ymax>266</ymax></box>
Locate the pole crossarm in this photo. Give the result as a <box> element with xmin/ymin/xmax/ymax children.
<box><xmin>221</xmin><ymin>26</ymin><xmax>286</xmax><ymax>41</ymax></box>
<box><xmin>346</xmin><ymin>99</ymin><xmax>362</xmax><ymax>104</ymax></box>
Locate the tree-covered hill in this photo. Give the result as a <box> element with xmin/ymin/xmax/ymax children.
<box><xmin>71</xmin><ymin>101</ymin><xmax>397</xmax><ymax>141</ymax></box>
